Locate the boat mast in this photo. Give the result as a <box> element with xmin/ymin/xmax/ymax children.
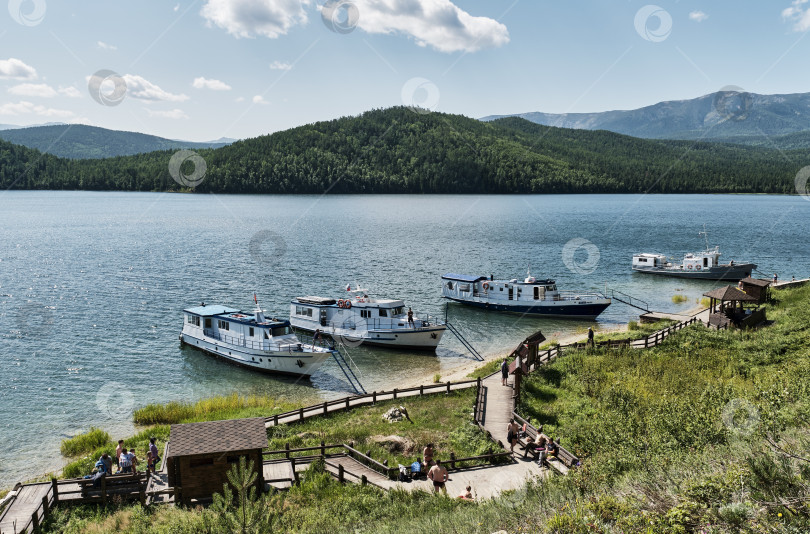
<box><xmin>699</xmin><ymin>224</ymin><xmax>710</xmax><ymax>252</ymax></box>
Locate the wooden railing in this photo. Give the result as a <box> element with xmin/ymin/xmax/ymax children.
<box><xmin>473</xmin><ymin>383</ymin><xmax>486</xmax><ymax>427</ymax></box>
<box><xmin>511</xmin><ymin>412</ymin><xmax>579</xmax><ymax>469</ymax></box>
<box><xmin>265</xmin><ymin>379</ymin><xmax>480</xmax><ymax>427</ymax></box>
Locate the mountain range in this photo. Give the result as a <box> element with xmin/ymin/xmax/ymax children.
<box><xmin>482</xmin><ymin>90</ymin><xmax>810</xmax><ymax>148</ymax></box>
<box><xmin>0</xmin><ymin>124</ymin><xmax>235</xmax><ymax>159</ymax></box>
<box><xmin>1</xmin><ymin>107</ymin><xmax>806</xmax><ymax>195</ymax></box>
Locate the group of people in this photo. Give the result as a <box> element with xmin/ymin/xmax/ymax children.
<box><xmin>506</xmin><ymin>418</ymin><xmax>559</xmax><ymax>468</ymax></box>
<box><xmin>92</xmin><ymin>437</ymin><xmax>161</xmax><ymax>477</ymax></box>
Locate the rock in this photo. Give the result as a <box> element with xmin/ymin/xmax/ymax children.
<box><xmin>369</xmin><ymin>435</ymin><xmax>415</xmax><ymax>454</ymax></box>
<box><xmin>296</xmin><ymin>431</ymin><xmax>319</xmax><ymax>440</ymax></box>
<box><xmin>382</xmin><ymin>406</ymin><xmax>404</xmax><ymax>422</ymax></box>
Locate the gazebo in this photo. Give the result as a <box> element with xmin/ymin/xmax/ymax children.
<box><xmin>703</xmin><ymin>286</ymin><xmax>764</xmax><ymax>329</ymax></box>
<box><xmin>739</xmin><ymin>277</ymin><xmax>771</xmax><ymax>304</ymax></box>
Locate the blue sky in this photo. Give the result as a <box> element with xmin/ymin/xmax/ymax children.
<box><xmin>0</xmin><ymin>0</ymin><xmax>808</xmax><ymax>141</ymax></box>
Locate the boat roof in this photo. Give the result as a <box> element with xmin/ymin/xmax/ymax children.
<box><xmin>294</xmin><ymin>296</ymin><xmax>337</xmax><ymax>305</ymax></box>
<box><xmin>184</xmin><ymin>305</ymin><xmax>238</xmax><ymax>316</ymax></box>
<box><xmin>634</xmin><ymin>253</ymin><xmax>666</xmax><ymax>258</ymax></box>
<box><xmin>442</xmin><ymin>273</ymin><xmax>488</xmax><ymax>283</ymax></box>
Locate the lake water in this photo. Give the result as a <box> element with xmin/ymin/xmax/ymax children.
<box><xmin>1</xmin><ymin>192</ymin><xmax>808</xmax><ymax>487</ymax></box>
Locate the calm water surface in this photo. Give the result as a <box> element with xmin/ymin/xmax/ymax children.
<box><xmin>1</xmin><ymin>192</ymin><xmax>808</xmax><ymax>486</ymax></box>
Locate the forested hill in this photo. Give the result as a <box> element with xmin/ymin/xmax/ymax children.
<box><xmin>0</xmin><ymin>124</ymin><xmax>230</xmax><ymax>159</ymax></box>
<box><xmin>1</xmin><ymin>107</ymin><xmax>807</xmax><ymax>194</ymax></box>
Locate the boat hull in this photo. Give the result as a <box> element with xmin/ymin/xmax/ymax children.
<box><xmin>632</xmin><ymin>263</ymin><xmax>755</xmax><ymax>281</ymax></box>
<box><xmin>293</xmin><ymin>324</ymin><xmax>446</xmax><ymax>351</ymax></box>
<box><xmin>444</xmin><ymin>297</ymin><xmax>611</xmax><ymax>319</ymax></box>
<box><xmin>180</xmin><ymin>333</ymin><xmax>331</xmax><ymax>377</ymax></box>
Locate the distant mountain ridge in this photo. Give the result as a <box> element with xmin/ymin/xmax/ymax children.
<box><xmin>0</xmin><ymin>124</ymin><xmax>234</xmax><ymax>159</ymax></box>
<box><xmin>482</xmin><ymin>91</ymin><xmax>810</xmax><ymax>146</ymax></box>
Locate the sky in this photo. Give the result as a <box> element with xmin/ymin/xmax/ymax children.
<box><xmin>0</xmin><ymin>0</ymin><xmax>809</xmax><ymax>141</ymax></box>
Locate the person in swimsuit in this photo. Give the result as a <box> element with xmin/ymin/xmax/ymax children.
<box><xmin>423</xmin><ymin>443</ymin><xmax>435</xmax><ymax>469</ymax></box>
<box><xmin>458</xmin><ymin>485</ymin><xmax>473</xmax><ymax>500</ymax></box>
<box><xmin>427</xmin><ymin>460</ymin><xmax>448</xmax><ymax>494</ymax></box>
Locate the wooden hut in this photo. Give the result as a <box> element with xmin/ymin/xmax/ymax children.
<box><xmin>739</xmin><ymin>277</ymin><xmax>771</xmax><ymax>304</ymax></box>
<box><xmin>166</xmin><ymin>417</ymin><xmax>266</xmax><ymax>505</ymax></box>
<box><xmin>507</xmin><ymin>330</ymin><xmax>546</xmax><ymax>399</ymax></box>
<box><xmin>703</xmin><ymin>286</ymin><xmax>763</xmax><ymax>329</ymax></box>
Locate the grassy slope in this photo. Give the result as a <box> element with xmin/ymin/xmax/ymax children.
<box><xmin>44</xmin><ymin>286</ymin><xmax>810</xmax><ymax>532</ymax></box>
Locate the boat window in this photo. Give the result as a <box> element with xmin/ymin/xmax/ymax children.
<box><xmin>249</xmin><ymin>327</ymin><xmax>254</xmax><ymax>337</ymax></box>
<box><xmin>187</xmin><ymin>315</ymin><xmax>192</xmax><ymax>323</ymax></box>
<box><xmin>217</xmin><ymin>320</ymin><xmax>230</xmax><ymax>331</ymax></box>
<box><xmin>272</xmin><ymin>326</ymin><xmax>291</xmax><ymax>336</ymax></box>
<box><xmin>447</xmin><ymin>281</ymin><xmax>454</xmax><ymax>290</ymax></box>
<box><xmin>379</xmin><ymin>309</ymin><xmax>388</xmax><ymax>317</ymax></box>
<box><xmin>205</xmin><ymin>318</ymin><xmax>211</xmax><ymax>329</ymax></box>
<box><xmin>500</xmin><ymin>287</ymin><xmax>503</xmax><ymax>291</ymax></box>
<box><xmin>393</xmin><ymin>306</ymin><xmax>404</xmax><ymax>315</ymax></box>
<box><xmin>534</xmin><ymin>286</ymin><xmax>539</xmax><ymax>300</ymax></box>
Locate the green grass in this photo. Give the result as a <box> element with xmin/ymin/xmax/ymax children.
<box><xmin>132</xmin><ymin>393</ymin><xmax>297</xmax><ymax>425</ymax></box>
<box><xmin>593</xmin><ymin>319</ymin><xmax>676</xmax><ymax>343</ymax></box>
<box><xmin>266</xmin><ymin>389</ymin><xmax>498</xmax><ymax>468</ymax></box>
<box><xmin>60</xmin><ymin>428</ymin><xmax>111</xmax><ymax>457</ymax></box>
<box><xmin>672</xmin><ymin>293</ymin><xmax>688</xmax><ymax>303</ymax></box>
<box><xmin>466</xmin><ymin>357</ymin><xmax>504</xmax><ymax>379</ymax></box>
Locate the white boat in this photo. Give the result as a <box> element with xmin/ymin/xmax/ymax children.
<box><xmin>441</xmin><ymin>272</ymin><xmax>611</xmax><ymax>319</ymax></box>
<box><xmin>180</xmin><ymin>299</ymin><xmax>335</xmax><ymax>377</ymax></box>
<box><xmin>289</xmin><ymin>287</ymin><xmax>446</xmax><ymax>351</ymax></box>
<box><xmin>632</xmin><ymin>227</ymin><xmax>756</xmax><ymax>281</ymax></box>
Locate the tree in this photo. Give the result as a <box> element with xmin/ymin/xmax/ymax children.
<box><xmin>209</xmin><ymin>457</ymin><xmax>275</xmax><ymax>534</ymax></box>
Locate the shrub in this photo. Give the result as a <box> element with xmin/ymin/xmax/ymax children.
<box><xmin>672</xmin><ymin>294</ymin><xmax>688</xmax><ymax>304</ymax></box>
<box><xmin>433</xmin><ymin>373</ymin><xmax>441</xmax><ymax>383</ymax></box>
<box><xmin>60</xmin><ymin>428</ymin><xmax>111</xmax><ymax>457</ymax></box>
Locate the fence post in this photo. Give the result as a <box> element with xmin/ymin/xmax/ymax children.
<box><xmin>420</xmin><ymin>385</ymin><xmax>424</xmax><ymax>396</ymax></box>
<box><xmin>446</xmin><ymin>381</ymin><xmax>451</xmax><ymax>395</ymax></box>
<box><xmin>320</xmin><ymin>441</ymin><xmax>325</xmax><ymax>458</ymax></box>
<box><xmin>51</xmin><ymin>478</ymin><xmax>59</xmax><ymax>505</ymax></box>
<box><xmin>450</xmin><ymin>452</ymin><xmax>456</xmax><ymax>470</ymax></box>
<box><xmin>323</xmin><ymin>402</ymin><xmax>328</xmax><ymax>415</ymax></box>
<box><xmin>644</xmin><ymin>336</ymin><xmax>648</xmax><ymax>348</ymax></box>
<box><xmin>285</xmin><ymin>443</ymin><xmax>290</xmax><ymax>459</ymax></box>
<box><xmin>274</xmin><ymin>414</ymin><xmax>279</xmax><ymax>426</ymax></box>
<box><xmin>361</xmin><ymin>474</ymin><xmax>367</xmax><ymax>486</ymax></box>
<box><xmin>32</xmin><ymin>510</ymin><xmax>40</xmax><ymax>533</ymax></box>
<box><xmin>346</xmin><ymin>398</ymin><xmax>350</xmax><ymax>410</ymax></box>
<box><xmin>393</xmin><ymin>388</ymin><xmax>398</xmax><ymax>400</ymax></box>
<box><xmin>477</xmin><ymin>376</ymin><xmax>481</xmax><ymax>389</ymax></box>
<box><xmin>299</xmin><ymin>407</ymin><xmax>304</xmax><ymax>421</ymax></box>
<box><xmin>42</xmin><ymin>495</ymin><xmax>49</xmax><ymax>519</ymax></box>
<box><xmin>372</xmin><ymin>391</ymin><xmax>377</xmax><ymax>405</ymax></box>
<box><xmin>338</xmin><ymin>464</ymin><xmax>344</xmax><ymax>483</ymax></box>
<box><xmin>101</xmin><ymin>475</ymin><xmax>107</xmax><ymax>504</ymax></box>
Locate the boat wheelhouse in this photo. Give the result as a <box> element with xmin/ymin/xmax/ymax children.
<box><xmin>441</xmin><ymin>273</ymin><xmax>611</xmax><ymax>319</ymax></box>
<box><xmin>180</xmin><ymin>301</ymin><xmax>334</xmax><ymax>377</ymax></box>
<box><xmin>289</xmin><ymin>289</ymin><xmax>446</xmax><ymax>350</ymax></box>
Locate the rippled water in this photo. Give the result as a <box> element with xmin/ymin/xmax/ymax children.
<box><xmin>1</xmin><ymin>191</ymin><xmax>807</xmax><ymax>486</ymax></box>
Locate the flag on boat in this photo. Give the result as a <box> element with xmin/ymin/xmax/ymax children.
<box><xmin>253</xmin><ymin>293</ymin><xmax>257</xmax><ymax>304</ymax></box>
<box><xmin>346</xmin><ymin>284</ymin><xmax>351</xmax><ymax>291</ymax></box>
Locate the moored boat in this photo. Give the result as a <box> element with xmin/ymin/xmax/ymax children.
<box><xmin>289</xmin><ymin>287</ymin><xmax>446</xmax><ymax>350</ymax></box>
<box><xmin>632</xmin><ymin>228</ymin><xmax>755</xmax><ymax>281</ymax></box>
<box><xmin>441</xmin><ymin>272</ymin><xmax>611</xmax><ymax>319</ymax></box>
<box><xmin>180</xmin><ymin>298</ymin><xmax>335</xmax><ymax>377</ymax></box>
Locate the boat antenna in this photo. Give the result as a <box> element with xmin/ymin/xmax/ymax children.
<box><xmin>699</xmin><ymin>224</ymin><xmax>709</xmax><ymax>251</ymax></box>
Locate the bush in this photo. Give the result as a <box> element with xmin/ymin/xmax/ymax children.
<box><xmin>672</xmin><ymin>294</ymin><xmax>688</xmax><ymax>304</ymax></box>
<box><xmin>628</xmin><ymin>320</ymin><xmax>639</xmax><ymax>331</ymax></box>
<box><xmin>60</xmin><ymin>428</ymin><xmax>111</xmax><ymax>457</ymax></box>
<box><xmin>433</xmin><ymin>373</ymin><xmax>441</xmax><ymax>383</ymax></box>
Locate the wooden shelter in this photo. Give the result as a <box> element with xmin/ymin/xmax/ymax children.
<box><xmin>166</xmin><ymin>417</ymin><xmax>266</xmax><ymax>505</ymax></box>
<box><xmin>507</xmin><ymin>330</ymin><xmax>546</xmax><ymax>399</ymax></box>
<box><xmin>739</xmin><ymin>277</ymin><xmax>771</xmax><ymax>304</ymax></box>
<box><xmin>704</xmin><ymin>286</ymin><xmax>764</xmax><ymax>329</ymax></box>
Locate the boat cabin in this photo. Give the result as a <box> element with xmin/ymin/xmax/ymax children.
<box><xmin>183</xmin><ymin>304</ymin><xmax>293</xmax><ymax>350</ymax></box>
<box><xmin>683</xmin><ymin>247</ymin><xmax>721</xmax><ymax>271</ymax></box>
<box><xmin>291</xmin><ymin>295</ymin><xmax>409</xmax><ymax>328</ymax></box>
<box><xmin>632</xmin><ymin>253</ymin><xmax>668</xmax><ymax>268</ymax></box>
<box><xmin>441</xmin><ymin>273</ymin><xmax>560</xmax><ymax>302</ymax></box>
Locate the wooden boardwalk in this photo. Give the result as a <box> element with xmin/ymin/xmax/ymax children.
<box><xmin>265</xmin><ymin>380</ymin><xmax>478</xmax><ymax>429</ymax></box>
<box><xmin>480</xmin><ymin>374</ymin><xmax>515</xmax><ymax>449</ymax></box>
<box><xmin>0</xmin><ymin>482</ymin><xmax>51</xmax><ymax>534</ymax></box>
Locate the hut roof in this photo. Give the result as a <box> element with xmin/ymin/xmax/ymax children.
<box><xmin>168</xmin><ymin>417</ymin><xmax>267</xmax><ymax>457</ymax></box>
<box><xmin>740</xmin><ymin>277</ymin><xmax>771</xmax><ymax>287</ymax></box>
<box><xmin>703</xmin><ymin>286</ymin><xmax>758</xmax><ymax>302</ymax></box>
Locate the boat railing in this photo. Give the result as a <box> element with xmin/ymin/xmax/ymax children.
<box><xmin>203</xmin><ymin>329</ymin><xmax>268</xmax><ymax>351</ymax></box>
<box><xmin>331</xmin><ymin>314</ymin><xmax>445</xmax><ymax>332</ymax></box>
<box><xmin>554</xmin><ymin>290</ymin><xmax>607</xmax><ymax>301</ymax></box>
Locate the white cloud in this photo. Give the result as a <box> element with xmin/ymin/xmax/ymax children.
<box><xmin>8</xmin><ymin>83</ymin><xmax>57</xmax><ymax>98</ymax></box>
<box><xmin>192</xmin><ymin>76</ymin><xmax>232</xmax><ymax>90</ymax></box>
<box><xmin>269</xmin><ymin>60</ymin><xmax>292</xmax><ymax>70</ymax></box>
<box><xmin>0</xmin><ymin>101</ymin><xmax>74</xmax><ymax>118</ymax></box>
<box><xmin>146</xmin><ymin>108</ymin><xmax>189</xmax><ymax>119</ymax></box>
<box><xmin>235</xmin><ymin>96</ymin><xmax>245</xmax><ymax>102</ymax></box>
<box><xmin>174</xmin><ymin>3</ymin><xmax>180</xmax><ymax>12</ymax></box>
<box><xmin>252</xmin><ymin>95</ymin><xmax>268</xmax><ymax>105</ymax></box>
<box><xmin>97</xmin><ymin>41</ymin><xmax>117</xmax><ymax>50</ymax></box>
<box><xmin>199</xmin><ymin>0</ymin><xmax>509</xmax><ymax>53</ymax></box>
<box><xmin>122</xmin><ymin>74</ymin><xmax>189</xmax><ymax>102</ymax></box>
<box><xmin>201</xmin><ymin>0</ymin><xmax>309</xmax><ymax>39</ymax></box>
<box><xmin>783</xmin><ymin>0</ymin><xmax>810</xmax><ymax>31</ymax></box>
<box><xmin>59</xmin><ymin>86</ymin><xmax>82</xmax><ymax>98</ymax></box>
<box><xmin>351</xmin><ymin>0</ymin><xmax>510</xmax><ymax>53</ymax></box>
<box><xmin>689</xmin><ymin>10</ymin><xmax>708</xmax><ymax>22</ymax></box>
<box><xmin>6</xmin><ymin>84</ymin><xmax>83</xmax><ymax>99</ymax></box>
<box><xmin>0</xmin><ymin>58</ymin><xmax>37</xmax><ymax>80</ymax></box>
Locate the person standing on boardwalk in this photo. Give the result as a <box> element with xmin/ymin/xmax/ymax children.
<box><xmin>407</xmin><ymin>307</ymin><xmax>414</xmax><ymax>328</ymax></box>
<box><xmin>149</xmin><ymin>437</ymin><xmax>160</xmax><ymax>473</ymax></box>
<box><xmin>506</xmin><ymin>419</ymin><xmax>520</xmax><ymax>453</ymax></box>
<box><xmin>773</xmin><ymin>273</ymin><xmax>778</xmax><ymax>284</ymax></box>
<box><xmin>427</xmin><ymin>460</ymin><xmax>448</xmax><ymax>494</ymax></box>
<box><xmin>501</xmin><ymin>358</ymin><xmax>509</xmax><ymax>386</ymax></box>
<box><xmin>119</xmin><ymin>448</ymin><xmax>133</xmax><ymax>474</ymax></box>
<box><xmin>587</xmin><ymin>326</ymin><xmax>595</xmax><ymax>348</ymax></box>
<box><xmin>115</xmin><ymin>439</ymin><xmax>124</xmax><ymax>472</ymax></box>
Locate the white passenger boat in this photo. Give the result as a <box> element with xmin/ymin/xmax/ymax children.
<box><xmin>632</xmin><ymin>228</ymin><xmax>756</xmax><ymax>281</ymax></box>
<box><xmin>441</xmin><ymin>272</ymin><xmax>611</xmax><ymax>319</ymax></box>
<box><xmin>180</xmin><ymin>299</ymin><xmax>335</xmax><ymax>377</ymax></box>
<box><xmin>289</xmin><ymin>288</ymin><xmax>446</xmax><ymax>350</ymax></box>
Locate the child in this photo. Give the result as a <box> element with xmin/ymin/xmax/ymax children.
<box><xmin>458</xmin><ymin>485</ymin><xmax>474</xmax><ymax>500</ymax></box>
<box><xmin>146</xmin><ymin>449</ymin><xmax>156</xmax><ymax>474</ymax></box>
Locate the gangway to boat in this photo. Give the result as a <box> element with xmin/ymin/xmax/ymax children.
<box><xmin>331</xmin><ymin>344</ymin><xmax>367</xmax><ymax>395</ymax></box>
<box><xmin>444</xmin><ymin>321</ymin><xmax>484</xmax><ymax>361</ymax></box>
<box><xmin>607</xmin><ymin>289</ymin><xmax>651</xmax><ymax>313</ymax></box>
